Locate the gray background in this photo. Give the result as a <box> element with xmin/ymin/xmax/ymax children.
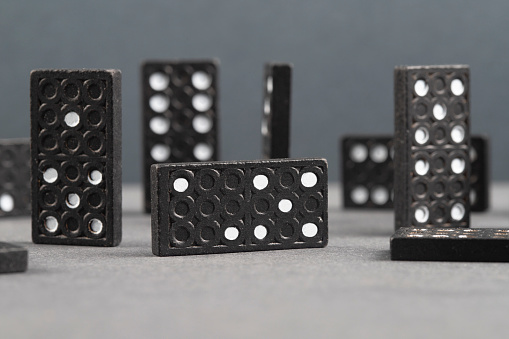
<box><xmin>0</xmin><ymin>0</ymin><xmax>507</xmax><ymax>182</ymax></box>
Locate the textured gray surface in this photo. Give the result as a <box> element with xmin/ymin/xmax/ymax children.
<box><xmin>1</xmin><ymin>1</ymin><xmax>508</xmax><ymax>181</ymax></box>
<box><xmin>1</xmin><ymin>184</ymin><xmax>508</xmax><ymax>338</ymax></box>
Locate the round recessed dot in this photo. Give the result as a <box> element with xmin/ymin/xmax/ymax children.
<box><xmin>351</xmin><ymin>186</ymin><xmax>369</xmax><ymax>204</ymax></box>
<box><xmin>192</xmin><ymin>94</ymin><xmax>212</xmax><ymax>112</ymax></box>
<box><xmin>253</xmin><ymin>174</ymin><xmax>269</xmax><ymax>190</ymax></box>
<box><xmin>469</xmin><ymin>147</ymin><xmax>478</xmax><ymax>162</ymax></box>
<box><xmin>433</xmin><ymin>103</ymin><xmax>447</xmax><ymax>120</ymax></box>
<box><xmin>264</xmin><ymin>98</ymin><xmax>271</xmax><ymax>115</ymax></box>
<box><xmin>415</xmin><ymin>127</ymin><xmax>429</xmax><ymax>145</ymax></box>
<box><xmin>173</xmin><ymin>178</ymin><xmax>189</xmax><ymax>192</ymax></box>
<box><xmin>193</xmin><ymin>143</ymin><xmax>213</xmax><ymax>161</ymax></box>
<box><xmin>451</xmin><ymin>202</ymin><xmax>465</xmax><ymax>221</ymax></box>
<box><xmin>45</xmin><ymin>216</ymin><xmax>58</xmax><ymax>233</ymax></box>
<box><xmin>149</xmin><ymin>94</ymin><xmax>170</xmax><ymax>113</ymax></box>
<box><xmin>191</xmin><ymin>71</ymin><xmax>212</xmax><ymax>90</ymax></box>
<box><xmin>451</xmin><ymin>79</ymin><xmax>465</xmax><ymax>96</ymax></box>
<box><xmin>0</xmin><ymin>193</ymin><xmax>14</xmax><ymax>212</ymax></box>
<box><xmin>88</xmin><ymin>170</ymin><xmax>102</xmax><ymax>185</ymax></box>
<box><xmin>414</xmin><ymin>79</ymin><xmax>429</xmax><ymax>97</ymax></box>
<box><xmin>89</xmin><ymin>218</ymin><xmax>103</xmax><ymax>234</ymax></box>
<box><xmin>192</xmin><ymin>114</ymin><xmax>213</xmax><ymax>134</ymax></box>
<box><xmin>350</xmin><ymin>144</ymin><xmax>368</xmax><ymax>163</ymax></box>
<box><xmin>43</xmin><ymin>167</ymin><xmax>58</xmax><ymax>183</ymax></box>
<box><xmin>302</xmin><ymin>223</ymin><xmax>318</xmax><ymax>238</ymax></box>
<box><xmin>371</xmin><ymin>186</ymin><xmax>389</xmax><ymax>205</ymax></box>
<box><xmin>451</xmin><ymin>158</ymin><xmax>466</xmax><ymax>174</ymax></box>
<box><xmin>301</xmin><ymin>172</ymin><xmax>318</xmax><ymax>188</ymax></box>
<box><xmin>470</xmin><ymin>190</ymin><xmax>477</xmax><ymax>205</ymax></box>
<box><xmin>151</xmin><ymin>144</ymin><xmax>171</xmax><ymax>162</ymax></box>
<box><xmin>267</xmin><ymin>76</ymin><xmax>273</xmax><ymax>93</ymax></box>
<box><xmin>278</xmin><ymin>199</ymin><xmax>293</xmax><ymax>213</ymax></box>
<box><xmin>370</xmin><ymin>144</ymin><xmax>388</xmax><ymax>163</ymax></box>
<box><xmin>415</xmin><ymin>206</ymin><xmax>429</xmax><ymax>223</ymax></box>
<box><xmin>224</xmin><ymin>226</ymin><xmax>239</xmax><ymax>241</ymax></box>
<box><xmin>64</xmin><ymin>112</ymin><xmax>80</xmax><ymax>127</ymax></box>
<box><xmin>149</xmin><ymin>116</ymin><xmax>170</xmax><ymax>135</ymax></box>
<box><xmin>149</xmin><ymin>72</ymin><xmax>170</xmax><ymax>91</ymax></box>
<box><xmin>451</xmin><ymin>125</ymin><xmax>465</xmax><ymax>143</ymax></box>
<box><xmin>415</xmin><ymin>159</ymin><xmax>430</xmax><ymax>176</ymax></box>
<box><xmin>254</xmin><ymin>225</ymin><xmax>268</xmax><ymax>240</ymax></box>
<box><xmin>66</xmin><ymin>193</ymin><xmax>80</xmax><ymax>209</ymax></box>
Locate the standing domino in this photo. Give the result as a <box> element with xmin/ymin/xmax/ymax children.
<box><xmin>394</xmin><ymin>65</ymin><xmax>470</xmax><ymax>229</ymax></box>
<box><xmin>30</xmin><ymin>69</ymin><xmax>122</xmax><ymax>246</ymax></box>
<box><xmin>142</xmin><ymin>60</ymin><xmax>219</xmax><ymax>213</ymax></box>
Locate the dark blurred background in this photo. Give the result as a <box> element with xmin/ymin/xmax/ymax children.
<box><xmin>1</xmin><ymin>0</ymin><xmax>507</xmax><ymax>182</ymax></box>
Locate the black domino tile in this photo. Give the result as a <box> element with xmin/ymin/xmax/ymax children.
<box><xmin>151</xmin><ymin>158</ymin><xmax>327</xmax><ymax>256</ymax></box>
<box><xmin>341</xmin><ymin>135</ymin><xmax>489</xmax><ymax>212</ymax></box>
<box><xmin>391</xmin><ymin>227</ymin><xmax>509</xmax><ymax>262</ymax></box>
<box><xmin>142</xmin><ymin>60</ymin><xmax>219</xmax><ymax>213</ymax></box>
<box><xmin>0</xmin><ymin>242</ymin><xmax>27</xmax><ymax>273</ymax></box>
<box><xmin>262</xmin><ymin>63</ymin><xmax>292</xmax><ymax>159</ymax></box>
<box><xmin>394</xmin><ymin>65</ymin><xmax>470</xmax><ymax>229</ymax></box>
<box><xmin>341</xmin><ymin>135</ymin><xmax>394</xmax><ymax>209</ymax></box>
<box><xmin>0</xmin><ymin>139</ymin><xmax>31</xmax><ymax>217</ymax></box>
<box><xmin>30</xmin><ymin>69</ymin><xmax>122</xmax><ymax>246</ymax></box>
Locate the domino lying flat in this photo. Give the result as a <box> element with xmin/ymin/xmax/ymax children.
<box><xmin>151</xmin><ymin>158</ymin><xmax>328</xmax><ymax>256</ymax></box>
<box><xmin>391</xmin><ymin>227</ymin><xmax>509</xmax><ymax>262</ymax></box>
<box><xmin>142</xmin><ymin>60</ymin><xmax>219</xmax><ymax>213</ymax></box>
<box><xmin>0</xmin><ymin>242</ymin><xmax>27</xmax><ymax>273</ymax></box>
<box><xmin>30</xmin><ymin>69</ymin><xmax>122</xmax><ymax>246</ymax></box>
<box><xmin>0</xmin><ymin>139</ymin><xmax>31</xmax><ymax>217</ymax></box>
<box><xmin>394</xmin><ymin>65</ymin><xmax>471</xmax><ymax>229</ymax></box>
<box><xmin>341</xmin><ymin>135</ymin><xmax>489</xmax><ymax>212</ymax></box>
<box><xmin>262</xmin><ymin>63</ymin><xmax>292</xmax><ymax>159</ymax></box>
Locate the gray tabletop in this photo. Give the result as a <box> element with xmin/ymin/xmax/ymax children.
<box><xmin>1</xmin><ymin>183</ymin><xmax>508</xmax><ymax>339</ymax></box>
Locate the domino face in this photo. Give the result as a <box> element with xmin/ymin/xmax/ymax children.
<box><xmin>142</xmin><ymin>60</ymin><xmax>219</xmax><ymax>213</ymax></box>
<box><xmin>341</xmin><ymin>135</ymin><xmax>488</xmax><ymax>212</ymax></box>
<box><xmin>0</xmin><ymin>139</ymin><xmax>31</xmax><ymax>217</ymax></box>
<box><xmin>30</xmin><ymin>69</ymin><xmax>122</xmax><ymax>246</ymax></box>
<box><xmin>0</xmin><ymin>242</ymin><xmax>27</xmax><ymax>273</ymax></box>
<box><xmin>151</xmin><ymin>158</ymin><xmax>328</xmax><ymax>256</ymax></box>
<box><xmin>262</xmin><ymin>63</ymin><xmax>292</xmax><ymax>159</ymax></box>
<box><xmin>394</xmin><ymin>65</ymin><xmax>470</xmax><ymax>229</ymax></box>
<box><xmin>341</xmin><ymin>135</ymin><xmax>394</xmax><ymax>209</ymax></box>
<box><xmin>391</xmin><ymin>227</ymin><xmax>509</xmax><ymax>262</ymax></box>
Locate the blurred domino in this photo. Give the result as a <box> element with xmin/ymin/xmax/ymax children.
<box><xmin>0</xmin><ymin>242</ymin><xmax>27</xmax><ymax>273</ymax></box>
<box><xmin>341</xmin><ymin>135</ymin><xmax>394</xmax><ymax>209</ymax></box>
<box><xmin>151</xmin><ymin>158</ymin><xmax>328</xmax><ymax>256</ymax></box>
<box><xmin>391</xmin><ymin>227</ymin><xmax>509</xmax><ymax>262</ymax></box>
<box><xmin>0</xmin><ymin>139</ymin><xmax>30</xmax><ymax>217</ymax></box>
<box><xmin>341</xmin><ymin>135</ymin><xmax>488</xmax><ymax>212</ymax></box>
<box><xmin>142</xmin><ymin>60</ymin><xmax>219</xmax><ymax>213</ymax></box>
<box><xmin>30</xmin><ymin>69</ymin><xmax>122</xmax><ymax>246</ymax></box>
<box><xmin>394</xmin><ymin>65</ymin><xmax>470</xmax><ymax>229</ymax></box>
<box><xmin>262</xmin><ymin>63</ymin><xmax>292</xmax><ymax>159</ymax></box>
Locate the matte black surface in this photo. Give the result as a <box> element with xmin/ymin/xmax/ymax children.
<box><xmin>30</xmin><ymin>69</ymin><xmax>122</xmax><ymax>246</ymax></box>
<box><xmin>341</xmin><ymin>135</ymin><xmax>488</xmax><ymax>212</ymax></box>
<box><xmin>391</xmin><ymin>227</ymin><xmax>509</xmax><ymax>262</ymax></box>
<box><xmin>262</xmin><ymin>63</ymin><xmax>292</xmax><ymax>159</ymax></box>
<box><xmin>0</xmin><ymin>242</ymin><xmax>27</xmax><ymax>273</ymax></box>
<box><xmin>0</xmin><ymin>139</ymin><xmax>31</xmax><ymax>217</ymax></box>
<box><xmin>151</xmin><ymin>158</ymin><xmax>327</xmax><ymax>256</ymax></box>
<box><xmin>341</xmin><ymin>135</ymin><xmax>394</xmax><ymax>209</ymax></box>
<box><xmin>394</xmin><ymin>65</ymin><xmax>470</xmax><ymax>229</ymax></box>
<box><xmin>142</xmin><ymin>60</ymin><xmax>219</xmax><ymax>213</ymax></box>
